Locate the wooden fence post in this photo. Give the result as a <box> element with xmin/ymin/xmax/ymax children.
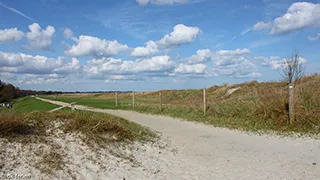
<box><xmin>116</xmin><ymin>92</ymin><xmax>118</xmax><ymax>106</ymax></box>
<box><xmin>159</xmin><ymin>90</ymin><xmax>163</xmax><ymax>111</ymax></box>
<box><xmin>71</xmin><ymin>102</ymin><xmax>75</xmax><ymax>111</ymax></box>
<box><xmin>288</xmin><ymin>84</ymin><xmax>294</xmax><ymax>124</ymax></box>
<box><xmin>203</xmin><ymin>88</ymin><xmax>206</xmax><ymax>116</ymax></box>
<box><xmin>132</xmin><ymin>92</ymin><xmax>135</xmax><ymax>108</ymax></box>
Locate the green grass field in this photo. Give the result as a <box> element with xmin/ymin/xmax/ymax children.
<box><xmin>42</xmin><ymin>74</ymin><xmax>320</xmax><ymax>135</ymax></box>
<box><xmin>0</xmin><ymin>97</ymin><xmax>59</xmax><ymax>113</ymax></box>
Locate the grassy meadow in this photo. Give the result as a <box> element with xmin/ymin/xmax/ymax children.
<box><xmin>42</xmin><ymin>74</ymin><xmax>320</xmax><ymax>135</ymax></box>
<box><xmin>0</xmin><ymin>96</ymin><xmax>59</xmax><ymax>113</ymax></box>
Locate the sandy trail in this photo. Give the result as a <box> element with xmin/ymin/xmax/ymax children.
<box><xmin>37</xmin><ymin>97</ymin><xmax>320</xmax><ymax>180</ymax></box>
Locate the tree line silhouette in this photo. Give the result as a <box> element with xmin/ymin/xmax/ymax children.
<box><xmin>0</xmin><ymin>80</ymin><xmax>62</xmax><ymax>103</ymax></box>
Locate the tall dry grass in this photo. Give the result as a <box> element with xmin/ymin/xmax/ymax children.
<box><xmin>43</xmin><ymin>74</ymin><xmax>320</xmax><ymax>134</ymax></box>
<box><xmin>0</xmin><ymin>111</ymin><xmax>156</xmax><ymax>143</ymax></box>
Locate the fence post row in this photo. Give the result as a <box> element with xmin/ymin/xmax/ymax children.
<box><xmin>71</xmin><ymin>102</ymin><xmax>75</xmax><ymax>111</ymax></box>
<box><xmin>159</xmin><ymin>90</ymin><xmax>163</xmax><ymax>111</ymax></box>
<box><xmin>203</xmin><ymin>88</ymin><xmax>207</xmax><ymax>116</ymax></box>
<box><xmin>116</xmin><ymin>92</ymin><xmax>118</xmax><ymax>106</ymax></box>
<box><xmin>132</xmin><ymin>92</ymin><xmax>135</xmax><ymax>108</ymax></box>
<box><xmin>288</xmin><ymin>84</ymin><xmax>294</xmax><ymax>124</ymax></box>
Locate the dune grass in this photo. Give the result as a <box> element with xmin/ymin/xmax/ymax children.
<box><xmin>0</xmin><ymin>98</ymin><xmax>156</xmax><ymax>177</ymax></box>
<box><xmin>0</xmin><ymin>110</ymin><xmax>155</xmax><ymax>144</ymax></box>
<box><xmin>42</xmin><ymin>74</ymin><xmax>320</xmax><ymax>135</ymax></box>
<box><xmin>0</xmin><ymin>97</ymin><xmax>156</xmax><ymax>143</ymax></box>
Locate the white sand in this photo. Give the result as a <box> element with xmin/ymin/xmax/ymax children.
<box><xmin>2</xmin><ymin>97</ymin><xmax>318</xmax><ymax>180</ymax></box>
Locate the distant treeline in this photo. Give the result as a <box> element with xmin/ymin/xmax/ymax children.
<box><xmin>0</xmin><ymin>80</ymin><xmax>134</xmax><ymax>102</ymax></box>
<box><xmin>0</xmin><ymin>80</ymin><xmax>62</xmax><ymax>102</ymax></box>
<box><xmin>64</xmin><ymin>91</ymin><xmax>134</xmax><ymax>94</ymax></box>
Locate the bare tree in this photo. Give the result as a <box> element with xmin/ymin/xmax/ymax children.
<box><xmin>279</xmin><ymin>52</ymin><xmax>306</xmax><ymax>123</ymax></box>
<box><xmin>280</xmin><ymin>52</ymin><xmax>305</xmax><ymax>85</ymax></box>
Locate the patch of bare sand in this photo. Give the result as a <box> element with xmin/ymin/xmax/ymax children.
<box><xmin>0</xmin><ymin>121</ymin><xmax>178</xmax><ymax>180</ymax></box>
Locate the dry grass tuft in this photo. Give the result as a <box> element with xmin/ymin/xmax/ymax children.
<box><xmin>0</xmin><ymin>110</ymin><xmax>156</xmax><ymax>144</ymax></box>
<box><xmin>0</xmin><ymin>112</ymin><xmax>34</xmax><ymax>137</ymax></box>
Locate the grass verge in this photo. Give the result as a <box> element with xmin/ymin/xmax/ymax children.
<box><xmin>41</xmin><ymin>74</ymin><xmax>320</xmax><ymax>135</ymax></box>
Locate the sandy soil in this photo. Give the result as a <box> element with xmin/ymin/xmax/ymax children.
<box><xmin>0</xmin><ymin>124</ymin><xmax>177</xmax><ymax>180</ymax></box>
<box><xmin>6</xmin><ymin>97</ymin><xmax>319</xmax><ymax>179</ymax></box>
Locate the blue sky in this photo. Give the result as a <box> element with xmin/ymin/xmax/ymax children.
<box><xmin>0</xmin><ymin>0</ymin><xmax>319</xmax><ymax>91</ymax></box>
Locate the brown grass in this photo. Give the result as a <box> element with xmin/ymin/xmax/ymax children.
<box><xmin>46</xmin><ymin>74</ymin><xmax>320</xmax><ymax>134</ymax></box>
<box><xmin>0</xmin><ymin>111</ymin><xmax>156</xmax><ymax>144</ymax></box>
<box><xmin>0</xmin><ymin>112</ymin><xmax>35</xmax><ymax>137</ymax></box>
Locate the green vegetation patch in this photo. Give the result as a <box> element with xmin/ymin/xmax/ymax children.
<box><xmin>0</xmin><ymin>97</ymin><xmax>59</xmax><ymax>114</ymax></box>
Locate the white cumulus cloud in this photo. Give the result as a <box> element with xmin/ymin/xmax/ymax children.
<box><xmin>25</xmin><ymin>23</ymin><xmax>55</xmax><ymax>50</ymax></box>
<box><xmin>130</xmin><ymin>24</ymin><xmax>201</xmax><ymax>57</ymax></box>
<box><xmin>136</xmin><ymin>0</ymin><xmax>188</xmax><ymax>6</ymax></box>
<box><xmin>65</xmin><ymin>35</ymin><xmax>129</xmax><ymax>58</ymax></box>
<box><xmin>174</xmin><ymin>63</ymin><xmax>207</xmax><ymax>74</ymax></box>
<box><xmin>130</xmin><ymin>41</ymin><xmax>158</xmax><ymax>57</ymax></box>
<box><xmin>0</xmin><ymin>51</ymin><xmax>81</xmax><ymax>75</ymax></box>
<box><xmin>0</xmin><ymin>28</ymin><xmax>24</xmax><ymax>43</ymax></box>
<box><xmin>157</xmin><ymin>24</ymin><xmax>201</xmax><ymax>48</ymax></box>
<box><xmin>260</xmin><ymin>56</ymin><xmax>308</xmax><ymax>70</ymax></box>
<box><xmin>85</xmin><ymin>55</ymin><xmax>175</xmax><ymax>78</ymax></box>
<box><xmin>185</xmin><ymin>48</ymin><xmax>259</xmax><ymax>78</ymax></box>
<box><xmin>63</xmin><ymin>28</ymin><xmax>78</xmax><ymax>41</ymax></box>
<box><xmin>186</xmin><ymin>49</ymin><xmax>212</xmax><ymax>64</ymax></box>
<box><xmin>253</xmin><ymin>2</ymin><xmax>320</xmax><ymax>34</ymax></box>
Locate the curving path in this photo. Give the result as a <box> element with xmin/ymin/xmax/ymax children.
<box><xmin>37</xmin><ymin>97</ymin><xmax>320</xmax><ymax>180</ymax></box>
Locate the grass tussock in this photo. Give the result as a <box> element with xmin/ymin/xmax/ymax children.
<box><xmin>42</xmin><ymin>74</ymin><xmax>320</xmax><ymax>135</ymax></box>
<box><xmin>0</xmin><ymin>112</ymin><xmax>34</xmax><ymax>137</ymax></box>
<box><xmin>0</xmin><ymin>111</ymin><xmax>156</xmax><ymax>144</ymax></box>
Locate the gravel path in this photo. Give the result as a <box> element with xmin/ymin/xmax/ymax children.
<box><xmin>37</xmin><ymin>97</ymin><xmax>320</xmax><ymax>180</ymax></box>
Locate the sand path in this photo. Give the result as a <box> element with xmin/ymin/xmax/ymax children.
<box><xmin>37</xmin><ymin>97</ymin><xmax>320</xmax><ymax>180</ymax></box>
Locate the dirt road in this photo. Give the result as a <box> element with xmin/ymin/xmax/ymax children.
<box><xmin>37</xmin><ymin>97</ymin><xmax>320</xmax><ymax>180</ymax></box>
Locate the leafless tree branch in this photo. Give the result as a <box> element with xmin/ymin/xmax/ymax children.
<box><xmin>279</xmin><ymin>52</ymin><xmax>305</xmax><ymax>85</ymax></box>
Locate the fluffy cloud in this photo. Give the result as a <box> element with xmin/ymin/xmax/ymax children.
<box><xmin>25</xmin><ymin>23</ymin><xmax>55</xmax><ymax>50</ymax></box>
<box><xmin>0</xmin><ymin>28</ymin><xmax>24</xmax><ymax>43</ymax></box>
<box><xmin>186</xmin><ymin>49</ymin><xmax>212</xmax><ymax>64</ymax></box>
<box><xmin>63</xmin><ymin>28</ymin><xmax>78</xmax><ymax>41</ymax></box>
<box><xmin>86</xmin><ymin>55</ymin><xmax>175</xmax><ymax>78</ymax></box>
<box><xmin>54</xmin><ymin>58</ymin><xmax>81</xmax><ymax>74</ymax></box>
<box><xmin>130</xmin><ymin>24</ymin><xmax>201</xmax><ymax>57</ymax></box>
<box><xmin>185</xmin><ymin>48</ymin><xmax>259</xmax><ymax>78</ymax></box>
<box><xmin>65</xmin><ymin>35</ymin><xmax>129</xmax><ymax>57</ymax></box>
<box><xmin>130</xmin><ymin>41</ymin><xmax>158</xmax><ymax>57</ymax></box>
<box><xmin>213</xmin><ymin>49</ymin><xmax>251</xmax><ymax>67</ymax></box>
<box><xmin>174</xmin><ymin>63</ymin><xmax>207</xmax><ymax>74</ymax></box>
<box><xmin>215</xmin><ymin>58</ymin><xmax>258</xmax><ymax>78</ymax></box>
<box><xmin>0</xmin><ymin>51</ymin><xmax>81</xmax><ymax>75</ymax></box>
<box><xmin>157</xmin><ymin>24</ymin><xmax>201</xmax><ymax>48</ymax></box>
<box><xmin>216</xmin><ymin>48</ymin><xmax>251</xmax><ymax>56</ymax></box>
<box><xmin>261</xmin><ymin>56</ymin><xmax>307</xmax><ymax>69</ymax></box>
<box><xmin>18</xmin><ymin>74</ymin><xmax>65</xmax><ymax>85</ymax></box>
<box><xmin>308</xmin><ymin>33</ymin><xmax>320</xmax><ymax>41</ymax></box>
<box><xmin>253</xmin><ymin>2</ymin><xmax>320</xmax><ymax>34</ymax></box>
<box><xmin>260</xmin><ymin>56</ymin><xmax>284</xmax><ymax>69</ymax></box>
<box><xmin>187</xmin><ymin>48</ymin><xmax>251</xmax><ymax>66</ymax></box>
<box><xmin>136</xmin><ymin>0</ymin><xmax>187</xmax><ymax>6</ymax></box>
